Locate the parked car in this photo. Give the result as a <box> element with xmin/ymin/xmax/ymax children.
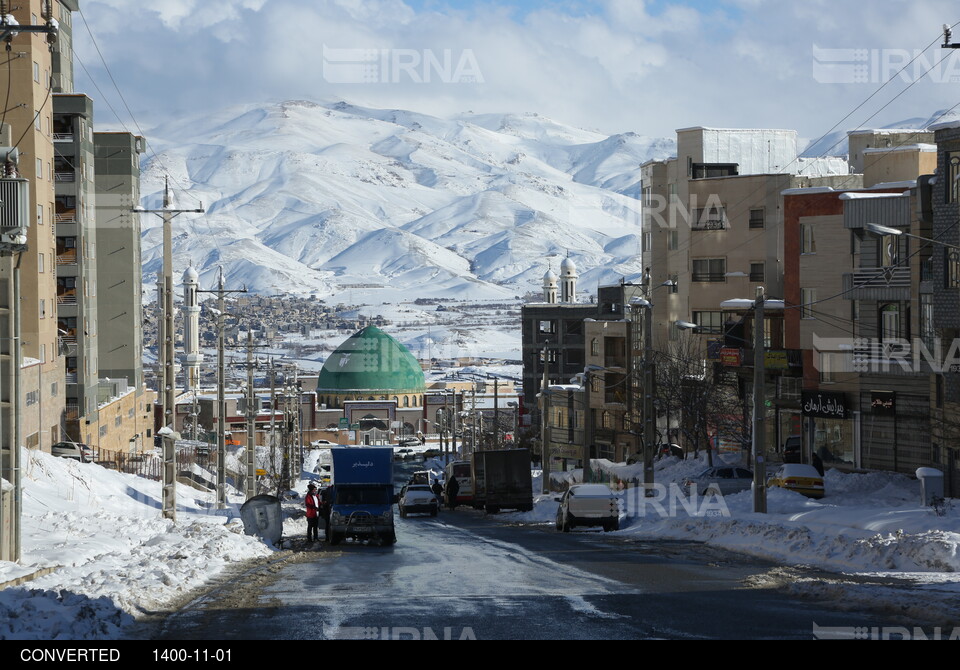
<box><xmin>398</xmin><ymin>484</ymin><xmax>439</xmax><ymax>517</ymax></box>
<box><xmin>394</xmin><ymin>447</ymin><xmax>415</xmax><ymax>461</ymax></box>
<box><xmin>782</xmin><ymin>435</ymin><xmax>802</xmax><ymax>463</ymax></box>
<box><xmin>422</xmin><ymin>448</ymin><xmax>442</xmax><ymax>459</ymax></box>
<box><xmin>398</xmin><ymin>437</ymin><xmax>421</xmax><ymax>446</ymax></box>
<box><xmin>555</xmin><ymin>484</ymin><xmax>621</xmax><ymax>532</ymax></box>
<box><xmin>682</xmin><ymin>466</ymin><xmax>754</xmax><ymax>496</ymax></box>
<box><xmin>51</xmin><ymin>442</ymin><xmax>93</xmax><ymax>463</ymax></box>
<box><xmin>311</xmin><ymin>439</ymin><xmax>335</xmax><ymax>447</ymax></box>
<box><xmin>767</xmin><ymin>464</ymin><xmax>825</xmax><ymax>499</ymax></box>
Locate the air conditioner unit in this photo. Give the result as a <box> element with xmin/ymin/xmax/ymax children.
<box><xmin>0</xmin><ymin>177</ymin><xmax>29</xmax><ymax>252</ymax></box>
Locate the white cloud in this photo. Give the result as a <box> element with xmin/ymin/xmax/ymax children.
<box><xmin>75</xmin><ymin>0</ymin><xmax>960</xmax><ymax>142</ymax></box>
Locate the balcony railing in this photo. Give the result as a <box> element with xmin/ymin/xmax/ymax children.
<box><xmin>56</xmin><ymin>294</ymin><xmax>78</xmax><ymax>305</ymax></box>
<box><xmin>692</xmin><ymin>273</ymin><xmax>726</xmax><ymax>283</ymax></box>
<box><xmin>56</xmin><ymin>252</ymin><xmax>77</xmax><ymax>266</ymax></box>
<box><xmin>53</xmin><ymin>133</ymin><xmax>74</xmax><ymax>143</ymax></box>
<box><xmin>56</xmin><ymin>212</ymin><xmax>77</xmax><ymax>223</ymax></box>
<box><xmin>55</xmin><ymin>172</ymin><xmax>76</xmax><ymax>183</ymax></box>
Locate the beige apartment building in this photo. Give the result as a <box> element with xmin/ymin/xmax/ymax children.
<box><xmin>641</xmin><ymin>127</ymin><xmax>855</xmax><ymax>350</ymax></box>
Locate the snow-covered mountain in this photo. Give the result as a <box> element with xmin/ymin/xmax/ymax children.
<box><xmin>139</xmin><ymin>100</ymin><xmax>675</xmax><ymax>299</ymax></box>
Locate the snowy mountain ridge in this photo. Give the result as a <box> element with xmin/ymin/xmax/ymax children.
<box><xmin>139</xmin><ymin>99</ymin><xmax>675</xmax><ymax>300</ymax></box>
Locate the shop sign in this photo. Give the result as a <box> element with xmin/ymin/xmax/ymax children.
<box><xmin>801</xmin><ymin>390</ymin><xmax>847</xmax><ymax>419</ymax></box>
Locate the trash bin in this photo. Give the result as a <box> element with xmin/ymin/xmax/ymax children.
<box><xmin>916</xmin><ymin>467</ymin><xmax>944</xmax><ymax>506</ymax></box>
<box><xmin>239</xmin><ymin>495</ymin><xmax>283</xmax><ymax>545</ymax></box>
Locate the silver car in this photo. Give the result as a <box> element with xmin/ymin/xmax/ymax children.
<box><xmin>682</xmin><ymin>466</ymin><xmax>754</xmax><ymax>496</ymax></box>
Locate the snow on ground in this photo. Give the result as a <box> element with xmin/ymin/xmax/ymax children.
<box><xmin>0</xmin><ymin>448</ymin><xmax>274</xmax><ymax>640</ymax></box>
<box><xmin>500</xmin><ymin>453</ymin><xmax>960</xmax><ymax>577</ymax></box>
<box><xmin>2</xmin><ymin>445</ymin><xmax>959</xmax><ymax>640</ymax></box>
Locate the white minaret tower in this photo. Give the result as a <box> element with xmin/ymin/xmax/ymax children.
<box><xmin>543</xmin><ymin>265</ymin><xmax>558</xmax><ymax>304</ymax></box>
<box><xmin>560</xmin><ymin>255</ymin><xmax>578</xmax><ymax>303</ymax></box>
<box><xmin>182</xmin><ymin>266</ymin><xmax>203</xmax><ymax>391</ymax></box>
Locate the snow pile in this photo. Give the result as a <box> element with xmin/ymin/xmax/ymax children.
<box><xmin>0</xmin><ymin>449</ymin><xmax>275</xmax><ymax>640</ymax></box>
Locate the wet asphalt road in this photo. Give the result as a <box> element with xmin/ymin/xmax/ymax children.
<box><xmin>149</xmin><ymin>475</ymin><xmax>906</xmax><ymax>640</ymax></box>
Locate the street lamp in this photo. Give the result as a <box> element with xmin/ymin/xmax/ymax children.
<box><xmin>865</xmin><ymin>222</ymin><xmax>960</xmax><ymax>251</ymax></box>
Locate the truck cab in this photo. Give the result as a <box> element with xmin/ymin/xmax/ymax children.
<box><xmin>328</xmin><ymin>447</ymin><xmax>397</xmax><ymax>546</ymax></box>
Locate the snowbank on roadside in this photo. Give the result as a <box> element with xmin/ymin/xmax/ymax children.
<box><xmin>0</xmin><ymin>449</ymin><xmax>276</xmax><ymax>640</ymax></box>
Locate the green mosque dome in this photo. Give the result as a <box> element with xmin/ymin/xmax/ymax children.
<box><xmin>317</xmin><ymin>326</ymin><xmax>426</xmax><ymax>394</ymax></box>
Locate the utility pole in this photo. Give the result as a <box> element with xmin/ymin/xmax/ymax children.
<box><xmin>642</xmin><ymin>299</ymin><xmax>656</xmax><ymax>496</ymax></box>
<box><xmin>135</xmin><ymin>179</ymin><xmax>203</xmax><ymax>521</ymax></box>
<box><xmin>752</xmin><ymin>286</ymin><xmax>767</xmax><ymax>513</ymax></box>
<box><xmin>493</xmin><ymin>379</ymin><xmax>500</xmax><ymax>448</ymax></box>
<box><xmin>197</xmin><ymin>269</ymin><xmax>245</xmax><ymax>509</ymax></box>
<box><xmin>245</xmin><ymin>330</ymin><xmax>256</xmax><ymax>500</ymax></box>
<box><xmin>540</xmin><ymin>342</ymin><xmax>551</xmax><ymax>494</ymax></box>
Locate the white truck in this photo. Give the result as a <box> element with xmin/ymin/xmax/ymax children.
<box><xmin>554</xmin><ymin>484</ymin><xmax>621</xmax><ymax>532</ymax></box>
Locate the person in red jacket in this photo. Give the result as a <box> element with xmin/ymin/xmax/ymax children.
<box><xmin>305</xmin><ymin>483</ymin><xmax>322</xmax><ymax>542</ymax></box>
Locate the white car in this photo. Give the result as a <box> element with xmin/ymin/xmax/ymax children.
<box><xmin>398</xmin><ymin>484</ymin><xmax>439</xmax><ymax>518</ymax></box>
<box><xmin>555</xmin><ymin>484</ymin><xmax>621</xmax><ymax>532</ymax></box>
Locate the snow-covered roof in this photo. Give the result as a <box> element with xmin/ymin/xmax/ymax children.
<box><xmin>928</xmin><ymin>120</ymin><xmax>960</xmax><ymax>132</ymax></box>
<box><xmin>781</xmin><ymin>187</ymin><xmax>836</xmax><ymax>196</ymax></box>
<box><xmin>862</xmin><ymin>144</ymin><xmax>936</xmax><ymax>154</ymax></box>
<box><xmin>848</xmin><ymin>128</ymin><xmax>927</xmax><ymax>136</ymax></box>
<box><xmin>839</xmin><ymin>191</ymin><xmax>908</xmax><ymax>200</ymax></box>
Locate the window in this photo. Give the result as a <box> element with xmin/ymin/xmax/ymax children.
<box><xmin>801</xmin><ymin>223</ymin><xmax>816</xmax><ymax>254</ymax></box>
<box><xmin>880</xmin><ymin>303</ymin><xmax>906</xmax><ymax>343</ymax></box>
<box><xmin>880</xmin><ymin>235</ymin><xmax>899</xmax><ymax>268</ymax></box>
<box><xmin>38</xmin><ymin>253</ymin><xmax>44</xmax><ymax>273</ymax></box>
<box><xmin>692</xmin><ymin>258</ymin><xmax>726</xmax><ymax>282</ymax></box>
<box><xmin>51</xmin><ymin>382</ymin><xmax>57</xmax><ymax>397</ymax></box>
<box><xmin>692</xmin><ymin>205</ymin><xmax>727</xmax><ymax>231</ymax></box>
<box><xmin>36</xmin><ymin>158</ymin><xmax>42</xmax><ymax>178</ymax></box>
<box><xmin>692</xmin><ymin>163</ymin><xmax>738</xmax><ymax>179</ymax></box>
<box><xmin>693</xmin><ymin>311</ymin><xmax>723</xmax><ymax>334</ymax></box>
<box><xmin>668</xmin><ymin>230</ymin><xmax>678</xmax><ymax>250</ymax></box>
<box><xmin>538</xmin><ymin>320</ymin><xmax>557</xmax><ymax>334</ymax></box>
<box><xmin>749</xmin><ymin>262</ymin><xmax>765</xmax><ymax>283</ymax></box>
<box><xmin>33</xmin><ymin>61</ymin><xmax>39</xmax><ymax>82</ymax></box>
<box><xmin>921</xmin><ymin>294</ymin><xmax>935</xmax><ymax>352</ymax></box>
<box><xmin>590</xmin><ymin>338</ymin><xmax>599</xmax><ymax>356</ymax></box>
<box><xmin>819</xmin><ymin>352</ymin><xmax>838</xmax><ymax>384</ymax></box>
<box><xmin>947</xmin><ymin>152</ymin><xmax>960</xmax><ymax>204</ymax></box>
<box><xmin>26</xmin><ymin>391</ymin><xmax>38</xmax><ymax>406</ymax></box>
<box><xmin>39</xmin><ymin>299</ymin><xmax>45</xmax><ymax>318</ymax></box>
<box><xmin>643</xmin><ymin>232</ymin><xmax>652</xmax><ymax>251</ymax></box>
<box><xmin>749</xmin><ymin>208</ymin><xmax>765</xmax><ymax>229</ymax></box>
<box><xmin>946</xmin><ymin>249</ymin><xmax>960</xmax><ymax>289</ymax></box>
<box><xmin>100</xmin><ymin>425</ymin><xmax>108</xmax><ymax>438</ymax></box>
<box><xmin>37</xmin><ymin>204</ymin><xmax>43</xmax><ymax>226</ymax></box>
<box><xmin>800</xmin><ymin>288</ymin><xmax>816</xmax><ymax>319</ymax></box>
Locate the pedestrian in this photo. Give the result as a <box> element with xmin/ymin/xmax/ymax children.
<box><xmin>432</xmin><ymin>478</ymin><xmax>444</xmax><ymax>500</ymax></box>
<box><xmin>445</xmin><ymin>474</ymin><xmax>460</xmax><ymax>510</ymax></box>
<box><xmin>305</xmin><ymin>483</ymin><xmax>321</xmax><ymax>543</ymax></box>
<box><xmin>319</xmin><ymin>485</ymin><xmax>332</xmax><ymax>535</ymax></box>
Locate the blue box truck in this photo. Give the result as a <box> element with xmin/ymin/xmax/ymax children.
<box><xmin>328</xmin><ymin>447</ymin><xmax>397</xmax><ymax>546</ymax></box>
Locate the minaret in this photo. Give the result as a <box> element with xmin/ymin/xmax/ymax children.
<box><xmin>560</xmin><ymin>255</ymin><xmax>578</xmax><ymax>303</ymax></box>
<box><xmin>182</xmin><ymin>266</ymin><xmax>203</xmax><ymax>391</ymax></box>
<box><xmin>543</xmin><ymin>266</ymin><xmax>558</xmax><ymax>304</ymax></box>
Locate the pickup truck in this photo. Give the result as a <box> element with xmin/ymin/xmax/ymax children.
<box><xmin>555</xmin><ymin>484</ymin><xmax>621</xmax><ymax>532</ymax></box>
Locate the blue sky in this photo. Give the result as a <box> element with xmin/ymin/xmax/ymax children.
<box><xmin>72</xmin><ymin>0</ymin><xmax>960</xmax><ymax>146</ymax></box>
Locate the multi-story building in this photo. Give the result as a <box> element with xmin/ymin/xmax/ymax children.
<box><xmin>641</xmin><ymin>127</ymin><xmax>853</xmax><ymax>350</ymax></box>
<box><xmin>784</xmin><ymin>137</ymin><xmax>937</xmax><ymax>474</ymax></box>
<box><xmin>520</xmin><ymin>258</ymin><xmax>594</xmax><ymax>409</ymax></box>
<box><xmin>94</xmin><ymin>131</ymin><xmax>146</xmax><ymax>389</ymax></box>
<box><xmin>53</xmin><ymin>93</ymin><xmax>97</xmax><ymax>440</ymax></box>
<box><xmin>929</xmin><ymin>121</ymin><xmax>960</xmax><ymax>495</ymax></box>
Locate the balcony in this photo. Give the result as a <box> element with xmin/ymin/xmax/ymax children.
<box><xmin>56</xmin><ymin>212</ymin><xmax>77</xmax><ymax>224</ymax></box>
<box><xmin>842</xmin><ymin>267</ymin><xmax>911</xmax><ymax>301</ymax></box>
<box><xmin>53</xmin><ymin>133</ymin><xmax>75</xmax><ymax>143</ymax></box>
<box><xmin>56</xmin><ymin>252</ymin><xmax>77</xmax><ymax>266</ymax></box>
<box><xmin>55</xmin><ymin>171</ymin><xmax>76</xmax><ymax>183</ymax></box>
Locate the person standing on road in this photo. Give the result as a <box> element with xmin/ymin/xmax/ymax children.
<box><xmin>432</xmin><ymin>478</ymin><xmax>444</xmax><ymax>500</ymax></box>
<box><xmin>445</xmin><ymin>475</ymin><xmax>460</xmax><ymax>510</ymax></box>
<box><xmin>305</xmin><ymin>483</ymin><xmax>322</xmax><ymax>542</ymax></box>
